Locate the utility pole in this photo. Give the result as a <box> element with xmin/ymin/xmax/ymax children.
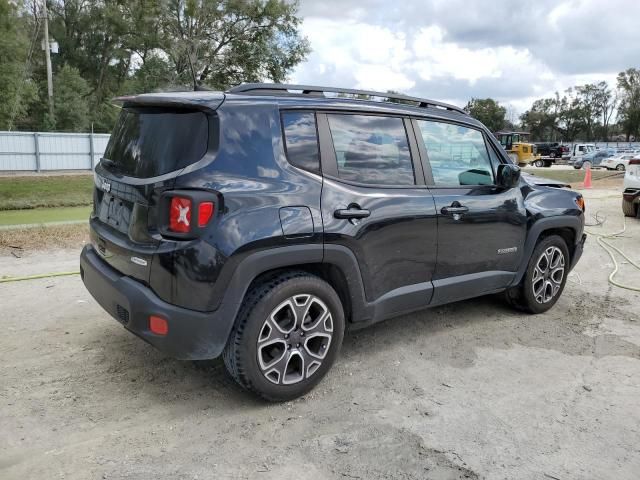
<box><xmin>42</xmin><ymin>0</ymin><xmax>54</xmax><ymax>119</ymax></box>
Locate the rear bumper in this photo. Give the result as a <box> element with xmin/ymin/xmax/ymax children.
<box><xmin>80</xmin><ymin>245</ymin><xmax>232</xmax><ymax>360</ymax></box>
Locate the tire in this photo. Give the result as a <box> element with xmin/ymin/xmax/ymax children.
<box><xmin>550</xmin><ymin>152</ymin><xmax>556</xmax><ymax>159</ymax></box>
<box><xmin>223</xmin><ymin>271</ymin><xmax>345</xmax><ymax>401</ymax></box>
<box><xmin>616</xmin><ymin>164</ymin><xmax>625</xmax><ymax>171</ymax></box>
<box><xmin>622</xmin><ymin>198</ymin><xmax>637</xmax><ymax>217</ymax></box>
<box><xmin>582</xmin><ymin>161</ymin><xmax>592</xmax><ymax>170</ymax></box>
<box><xmin>534</xmin><ymin>159</ymin><xmax>545</xmax><ymax>168</ymax></box>
<box><xmin>504</xmin><ymin>235</ymin><xmax>570</xmax><ymax>314</ymax></box>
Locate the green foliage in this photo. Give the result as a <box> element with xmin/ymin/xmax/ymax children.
<box><xmin>617</xmin><ymin>68</ymin><xmax>640</xmax><ymax>140</ymax></box>
<box><xmin>0</xmin><ymin>0</ymin><xmax>39</xmax><ymax>130</ymax></box>
<box><xmin>2</xmin><ymin>0</ymin><xmax>309</xmax><ymax>132</ymax></box>
<box><xmin>464</xmin><ymin>98</ymin><xmax>506</xmax><ymax>132</ymax></box>
<box><xmin>520</xmin><ymin>82</ymin><xmax>619</xmax><ymax>142</ymax></box>
<box><xmin>51</xmin><ymin>64</ymin><xmax>91</xmax><ymax>131</ymax></box>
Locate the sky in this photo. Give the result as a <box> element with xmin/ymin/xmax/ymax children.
<box><xmin>291</xmin><ymin>0</ymin><xmax>640</xmax><ymax>117</ymax></box>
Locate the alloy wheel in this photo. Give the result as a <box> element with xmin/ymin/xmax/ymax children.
<box><xmin>257</xmin><ymin>294</ymin><xmax>333</xmax><ymax>385</ymax></box>
<box><xmin>532</xmin><ymin>246</ymin><xmax>565</xmax><ymax>304</ymax></box>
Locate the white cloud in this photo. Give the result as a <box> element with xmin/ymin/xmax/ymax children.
<box><xmin>292</xmin><ymin>0</ymin><xmax>640</xmax><ymax>116</ymax></box>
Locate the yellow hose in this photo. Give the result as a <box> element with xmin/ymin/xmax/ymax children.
<box><xmin>585</xmin><ymin>215</ymin><xmax>640</xmax><ymax>292</ymax></box>
<box><xmin>0</xmin><ymin>271</ymin><xmax>79</xmax><ymax>283</ymax></box>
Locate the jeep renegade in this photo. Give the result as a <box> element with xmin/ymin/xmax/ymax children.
<box><xmin>80</xmin><ymin>84</ymin><xmax>586</xmax><ymax>401</ymax></box>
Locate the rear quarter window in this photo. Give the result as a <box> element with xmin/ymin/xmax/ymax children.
<box><xmin>281</xmin><ymin>112</ymin><xmax>321</xmax><ymax>174</ymax></box>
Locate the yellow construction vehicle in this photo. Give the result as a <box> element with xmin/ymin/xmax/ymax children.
<box><xmin>496</xmin><ymin>131</ymin><xmax>538</xmax><ymax>166</ymax></box>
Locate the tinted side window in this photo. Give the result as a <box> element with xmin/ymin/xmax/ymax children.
<box><xmin>417</xmin><ymin>120</ymin><xmax>494</xmax><ymax>186</ymax></box>
<box><xmin>282</xmin><ymin>112</ymin><xmax>320</xmax><ymax>174</ymax></box>
<box><xmin>326</xmin><ymin>114</ymin><xmax>414</xmax><ymax>185</ymax></box>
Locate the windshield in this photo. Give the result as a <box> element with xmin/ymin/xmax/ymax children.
<box><xmin>103</xmin><ymin>107</ymin><xmax>209</xmax><ymax>178</ymax></box>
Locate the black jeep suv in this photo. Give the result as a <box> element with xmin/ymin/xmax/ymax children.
<box><xmin>80</xmin><ymin>84</ymin><xmax>586</xmax><ymax>401</ymax></box>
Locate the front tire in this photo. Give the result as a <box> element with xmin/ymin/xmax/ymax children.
<box><xmin>616</xmin><ymin>164</ymin><xmax>625</xmax><ymax>171</ymax></box>
<box><xmin>582</xmin><ymin>161</ymin><xmax>592</xmax><ymax>170</ymax></box>
<box><xmin>534</xmin><ymin>159</ymin><xmax>545</xmax><ymax>168</ymax></box>
<box><xmin>223</xmin><ymin>271</ymin><xmax>345</xmax><ymax>401</ymax></box>
<box><xmin>504</xmin><ymin>235</ymin><xmax>570</xmax><ymax>314</ymax></box>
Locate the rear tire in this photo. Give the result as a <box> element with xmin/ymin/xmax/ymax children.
<box><xmin>504</xmin><ymin>235</ymin><xmax>570</xmax><ymax>314</ymax></box>
<box><xmin>582</xmin><ymin>161</ymin><xmax>592</xmax><ymax>170</ymax></box>
<box><xmin>534</xmin><ymin>159</ymin><xmax>545</xmax><ymax>168</ymax></box>
<box><xmin>223</xmin><ymin>271</ymin><xmax>345</xmax><ymax>401</ymax></box>
<box><xmin>622</xmin><ymin>198</ymin><xmax>638</xmax><ymax>217</ymax></box>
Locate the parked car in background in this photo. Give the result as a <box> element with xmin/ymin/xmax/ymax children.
<box><xmin>601</xmin><ymin>152</ymin><xmax>640</xmax><ymax>171</ymax></box>
<box><xmin>622</xmin><ymin>156</ymin><xmax>640</xmax><ymax>217</ymax></box>
<box><xmin>573</xmin><ymin>149</ymin><xmax>615</xmax><ymax>169</ymax></box>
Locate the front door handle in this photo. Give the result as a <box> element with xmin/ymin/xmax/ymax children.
<box><xmin>441</xmin><ymin>202</ymin><xmax>469</xmax><ymax>215</ymax></box>
<box><xmin>334</xmin><ymin>205</ymin><xmax>371</xmax><ymax>219</ymax></box>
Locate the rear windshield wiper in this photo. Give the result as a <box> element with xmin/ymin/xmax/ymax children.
<box><xmin>100</xmin><ymin>157</ymin><xmax>119</xmax><ymax>172</ymax></box>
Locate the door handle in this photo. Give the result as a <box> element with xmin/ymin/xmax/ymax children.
<box><xmin>441</xmin><ymin>203</ymin><xmax>469</xmax><ymax>215</ymax></box>
<box><xmin>334</xmin><ymin>206</ymin><xmax>371</xmax><ymax>219</ymax></box>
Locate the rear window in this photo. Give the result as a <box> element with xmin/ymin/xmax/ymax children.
<box><xmin>103</xmin><ymin>107</ymin><xmax>209</xmax><ymax>178</ymax></box>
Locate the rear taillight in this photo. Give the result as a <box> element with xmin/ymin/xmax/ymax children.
<box><xmin>629</xmin><ymin>159</ymin><xmax>640</xmax><ymax>165</ymax></box>
<box><xmin>169</xmin><ymin>197</ymin><xmax>192</xmax><ymax>233</ymax></box>
<box><xmin>198</xmin><ymin>202</ymin><xmax>215</xmax><ymax>227</ymax></box>
<box><xmin>160</xmin><ymin>190</ymin><xmax>218</xmax><ymax>238</ymax></box>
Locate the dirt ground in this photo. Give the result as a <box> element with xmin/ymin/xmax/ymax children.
<box><xmin>1</xmin><ymin>184</ymin><xmax>639</xmax><ymax>480</ymax></box>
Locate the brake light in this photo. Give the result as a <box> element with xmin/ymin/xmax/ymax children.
<box><xmin>198</xmin><ymin>201</ymin><xmax>214</xmax><ymax>227</ymax></box>
<box><xmin>169</xmin><ymin>197</ymin><xmax>192</xmax><ymax>233</ymax></box>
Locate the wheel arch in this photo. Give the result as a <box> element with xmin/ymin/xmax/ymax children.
<box><xmin>511</xmin><ymin>217</ymin><xmax>582</xmax><ymax>286</ymax></box>
<box><xmin>219</xmin><ymin>244</ymin><xmax>370</xmax><ymax>342</ymax></box>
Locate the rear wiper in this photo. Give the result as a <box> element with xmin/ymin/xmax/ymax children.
<box><xmin>100</xmin><ymin>157</ymin><xmax>120</xmax><ymax>173</ymax></box>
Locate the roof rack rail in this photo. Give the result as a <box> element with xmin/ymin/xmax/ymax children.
<box><xmin>227</xmin><ymin>83</ymin><xmax>468</xmax><ymax>115</ymax></box>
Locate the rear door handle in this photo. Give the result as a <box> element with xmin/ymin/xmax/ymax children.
<box><xmin>441</xmin><ymin>203</ymin><xmax>469</xmax><ymax>215</ymax></box>
<box><xmin>334</xmin><ymin>206</ymin><xmax>371</xmax><ymax>219</ymax></box>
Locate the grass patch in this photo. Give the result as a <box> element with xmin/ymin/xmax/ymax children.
<box><xmin>0</xmin><ymin>206</ymin><xmax>91</xmax><ymax>226</ymax></box>
<box><xmin>523</xmin><ymin>168</ymin><xmax>624</xmax><ymax>185</ymax></box>
<box><xmin>0</xmin><ymin>175</ymin><xmax>93</xmax><ymax>210</ymax></box>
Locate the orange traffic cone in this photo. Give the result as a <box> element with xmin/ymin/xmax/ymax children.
<box><xmin>583</xmin><ymin>165</ymin><xmax>592</xmax><ymax>189</ymax></box>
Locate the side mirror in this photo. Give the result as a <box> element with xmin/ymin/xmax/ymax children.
<box><xmin>497</xmin><ymin>163</ymin><xmax>521</xmax><ymax>188</ymax></box>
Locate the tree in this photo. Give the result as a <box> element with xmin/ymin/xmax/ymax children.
<box><xmin>161</xmin><ymin>0</ymin><xmax>310</xmax><ymax>90</ymax></box>
<box><xmin>594</xmin><ymin>81</ymin><xmax>617</xmax><ymax>140</ymax></box>
<box><xmin>0</xmin><ymin>0</ymin><xmax>39</xmax><ymax>130</ymax></box>
<box><xmin>51</xmin><ymin>64</ymin><xmax>90</xmax><ymax>131</ymax></box>
<box><xmin>464</xmin><ymin>98</ymin><xmax>506</xmax><ymax>132</ymax></box>
<box><xmin>520</xmin><ymin>95</ymin><xmax>561</xmax><ymax>141</ymax></box>
<box><xmin>617</xmin><ymin>68</ymin><xmax>640</xmax><ymax>141</ymax></box>
<box><xmin>575</xmin><ymin>83</ymin><xmax>602</xmax><ymax>141</ymax></box>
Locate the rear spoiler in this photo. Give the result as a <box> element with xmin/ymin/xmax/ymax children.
<box><xmin>113</xmin><ymin>91</ymin><xmax>225</xmax><ymax>113</ymax></box>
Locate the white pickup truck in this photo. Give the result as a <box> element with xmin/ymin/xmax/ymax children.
<box><xmin>570</xmin><ymin>144</ymin><xmax>596</xmax><ymax>160</ymax></box>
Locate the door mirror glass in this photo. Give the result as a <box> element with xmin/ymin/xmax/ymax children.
<box><xmin>496</xmin><ymin>163</ymin><xmax>521</xmax><ymax>188</ymax></box>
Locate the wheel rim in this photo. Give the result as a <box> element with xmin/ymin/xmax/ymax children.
<box><xmin>617</xmin><ymin>164</ymin><xmax>625</xmax><ymax>171</ymax></box>
<box><xmin>532</xmin><ymin>246</ymin><xmax>565</xmax><ymax>304</ymax></box>
<box><xmin>257</xmin><ymin>294</ymin><xmax>333</xmax><ymax>385</ymax></box>
<box><xmin>582</xmin><ymin>161</ymin><xmax>591</xmax><ymax>170</ymax></box>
